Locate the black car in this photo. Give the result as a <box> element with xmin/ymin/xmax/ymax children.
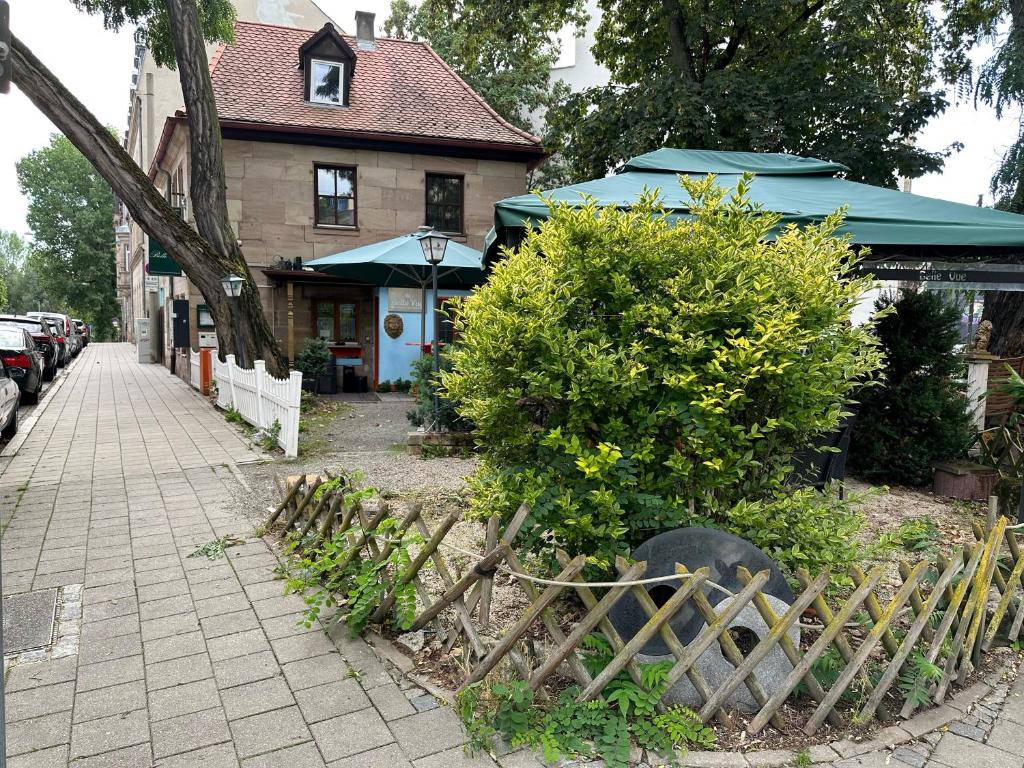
<box><xmin>0</xmin><ymin>326</ymin><xmax>44</xmax><ymax>404</ymax></box>
<box><xmin>44</xmin><ymin>319</ymin><xmax>68</xmax><ymax>367</ymax></box>
<box><xmin>0</xmin><ymin>315</ymin><xmax>58</xmax><ymax>381</ymax></box>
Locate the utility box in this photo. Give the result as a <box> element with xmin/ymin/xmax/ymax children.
<box><xmin>171</xmin><ymin>299</ymin><xmax>190</xmax><ymax>348</ymax></box>
<box><xmin>135</xmin><ymin>317</ymin><xmax>151</xmax><ymax>363</ymax></box>
<box><xmin>198</xmin><ymin>331</ymin><xmax>218</xmax><ymax>348</ymax></box>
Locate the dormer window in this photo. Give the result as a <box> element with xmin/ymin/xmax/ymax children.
<box><xmin>310</xmin><ymin>59</ymin><xmax>343</xmax><ymax>104</ymax></box>
<box><xmin>300</xmin><ymin>24</ymin><xmax>356</xmax><ymax>108</ymax></box>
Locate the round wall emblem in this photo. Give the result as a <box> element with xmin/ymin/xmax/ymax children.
<box><xmin>383</xmin><ymin>313</ymin><xmax>404</xmax><ymax>339</ymax></box>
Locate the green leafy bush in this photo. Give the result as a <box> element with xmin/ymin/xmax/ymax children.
<box><xmin>850</xmin><ymin>290</ymin><xmax>973</xmax><ymax>486</ymax></box>
<box><xmin>295</xmin><ymin>337</ymin><xmax>332</xmax><ymax>379</ymax></box>
<box><xmin>457</xmin><ymin>635</ymin><xmax>716</xmax><ymax>768</ymax></box>
<box><xmin>442</xmin><ymin>176</ymin><xmax>882</xmax><ymax>568</ymax></box>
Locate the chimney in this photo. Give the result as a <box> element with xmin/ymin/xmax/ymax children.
<box><xmin>355</xmin><ymin>11</ymin><xmax>375</xmax><ymax>50</ymax></box>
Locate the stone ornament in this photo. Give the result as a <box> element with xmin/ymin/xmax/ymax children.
<box><xmin>608</xmin><ymin>527</ymin><xmax>798</xmax><ymax>712</ymax></box>
<box><xmin>969</xmin><ymin>320</ymin><xmax>993</xmax><ymax>353</ymax></box>
<box><xmin>384</xmin><ymin>313</ymin><xmax>404</xmax><ymax>339</ymax></box>
<box><xmin>638</xmin><ymin>593</ymin><xmax>799</xmax><ymax>712</ymax></box>
<box><xmin>608</xmin><ymin>527</ymin><xmax>795</xmax><ymax>654</ymax></box>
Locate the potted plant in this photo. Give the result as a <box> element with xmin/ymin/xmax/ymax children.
<box><xmin>295</xmin><ymin>338</ymin><xmax>336</xmax><ymax>395</ymax></box>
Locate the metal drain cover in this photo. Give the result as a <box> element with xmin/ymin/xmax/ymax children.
<box><xmin>3</xmin><ymin>588</ymin><xmax>57</xmax><ymax>654</ymax></box>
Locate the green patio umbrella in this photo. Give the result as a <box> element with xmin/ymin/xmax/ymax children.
<box><xmin>307</xmin><ymin>230</ymin><xmax>486</xmax><ymax>351</ymax></box>
<box><xmin>485</xmin><ymin>148</ymin><xmax>1024</xmax><ymax>259</ymax></box>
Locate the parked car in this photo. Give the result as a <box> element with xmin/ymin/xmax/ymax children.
<box><xmin>0</xmin><ymin>327</ymin><xmax>44</xmax><ymax>404</ymax></box>
<box><xmin>42</xmin><ymin>319</ymin><xmax>68</xmax><ymax>367</ymax></box>
<box><xmin>73</xmin><ymin>319</ymin><xmax>89</xmax><ymax>347</ymax></box>
<box><xmin>28</xmin><ymin>313</ymin><xmax>78</xmax><ymax>358</ymax></box>
<box><xmin>0</xmin><ymin>315</ymin><xmax>58</xmax><ymax>381</ymax></box>
<box><xmin>0</xmin><ymin>359</ymin><xmax>20</xmax><ymax>440</ymax></box>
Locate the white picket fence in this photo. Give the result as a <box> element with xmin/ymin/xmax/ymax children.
<box><xmin>189</xmin><ymin>349</ymin><xmax>201</xmax><ymax>391</ymax></box>
<box><xmin>212</xmin><ymin>354</ymin><xmax>303</xmax><ymax>457</ymax></box>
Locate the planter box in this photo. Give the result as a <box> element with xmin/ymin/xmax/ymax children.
<box><xmin>407</xmin><ymin>430</ymin><xmax>475</xmax><ymax>456</ymax></box>
<box><xmin>933</xmin><ymin>460</ymin><xmax>999</xmax><ymax>501</ymax></box>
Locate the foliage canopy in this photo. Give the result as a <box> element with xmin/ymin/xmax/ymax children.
<box><xmin>546</xmin><ymin>0</ymin><xmax>952</xmax><ymax>187</ymax></box>
<box><xmin>71</xmin><ymin>0</ymin><xmax>235</xmax><ymax>68</ymax></box>
<box><xmin>442</xmin><ymin>176</ymin><xmax>883</xmax><ymax>569</ymax></box>
<box><xmin>16</xmin><ymin>135</ymin><xmax>120</xmax><ymax>339</ymax></box>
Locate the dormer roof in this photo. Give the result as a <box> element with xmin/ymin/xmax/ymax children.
<box><xmin>297</xmin><ymin>22</ymin><xmax>356</xmax><ymax>70</ymax></box>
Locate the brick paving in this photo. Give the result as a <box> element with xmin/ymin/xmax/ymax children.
<box><xmin>3</xmin><ymin>343</ymin><xmax>1024</xmax><ymax>768</ymax></box>
<box><xmin>1</xmin><ymin>344</ymin><xmax>488</xmax><ymax>767</ymax></box>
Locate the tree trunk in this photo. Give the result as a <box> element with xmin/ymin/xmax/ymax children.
<box><xmin>10</xmin><ymin>24</ymin><xmax>286</xmax><ymax>374</ymax></box>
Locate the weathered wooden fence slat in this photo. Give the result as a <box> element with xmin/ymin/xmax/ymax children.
<box><xmin>746</xmin><ymin>568</ymin><xmax>877</xmax><ymax>735</ymax></box>
<box><xmin>555</xmin><ymin>550</ymin><xmax>651</xmax><ymax>695</ymax></box>
<box><xmin>678</xmin><ymin>567</ymin><xmax>784</xmax><ymax>730</ymax></box>
<box><xmin>860</xmin><ymin>553</ymin><xmax>964</xmax><ymax>722</ymax></box>
<box><xmin>579</xmin><ymin>568</ymin><xmax>709</xmax><ymax>702</ymax></box>
<box><xmin>499</xmin><ymin>548</ymin><xmax>598</xmax><ymax>692</ymax></box>
<box><xmin>272</xmin><ymin>480</ymin><xmax>1024</xmax><ymax>742</ymax></box>
<box><xmin>804</xmin><ymin>562</ymin><xmax>928</xmax><ymax>734</ymax></box>
<box><xmin>461</xmin><ymin>554</ymin><xmax>587</xmax><ymax>690</ymax></box>
<box><xmin>617</xmin><ymin>560</ymin><xmax>721</xmax><ymax>719</ymax></box>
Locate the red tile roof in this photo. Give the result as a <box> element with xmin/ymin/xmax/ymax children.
<box><xmin>207</xmin><ymin>21</ymin><xmax>543</xmax><ymax>152</ymax></box>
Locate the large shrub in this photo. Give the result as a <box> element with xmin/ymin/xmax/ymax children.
<box><xmin>442</xmin><ymin>176</ymin><xmax>883</xmax><ymax>569</ymax></box>
<box><xmin>850</xmin><ymin>290</ymin><xmax>973</xmax><ymax>486</ymax></box>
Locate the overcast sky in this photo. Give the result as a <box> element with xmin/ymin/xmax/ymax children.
<box><xmin>0</xmin><ymin>0</ymin><xmax>1018</xmax><ymax>240</ymax></box>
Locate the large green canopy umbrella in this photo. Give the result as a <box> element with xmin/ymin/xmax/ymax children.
<box><xmin>486</xmin><ymin>148</ymin><xmax>1024</xmax><ymax>260</ymax></box>
<box><xmin>307</xmin><ymin>231</ymin><xmax>486</xmax><ymax>288</ymax></box>
<box><xmin>307</xmin><ymin>231</ymin><xmax>486</xmax><ymax>350</ymax></box>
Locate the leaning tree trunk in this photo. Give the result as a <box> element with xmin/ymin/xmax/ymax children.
<box><xmin>164</xmin><ymin>0</ymin><xmax>282</xmax><ymax>370</ymax></box>
<box><xmin>9</xmin><ymin>25</ymin><xmax>286</xmax><ymax>374</ymax></box>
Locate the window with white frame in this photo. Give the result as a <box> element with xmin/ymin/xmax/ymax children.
<box><xmin>309</xmin><ymin>59</ymin><xmax>343</xmax><ymax>105</ymax></box>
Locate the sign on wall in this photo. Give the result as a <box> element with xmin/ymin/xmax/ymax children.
<box><xmin>855</xmin><ymin>260</ymin><xmax>1024</xmax><ymax>292</ymax></box>
<box><xmin>148</xmin><ymin>238</ymin><xmax>183</xmax><ymax>276</ymax></box>
<box><xmin>388</xmin><ymin>287</ymin><xmax>423</xmax><ymax>313</ymax></box>
<box><xmin>145</xmin><ymin>275</ymin><xmax>159</xmax><ymax>292</ymax></box>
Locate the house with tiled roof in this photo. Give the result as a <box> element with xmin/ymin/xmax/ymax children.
<box><xmin>138</xmin><ymin>12</ymin><xmax>544</xmax><ymax>387</ymax></box>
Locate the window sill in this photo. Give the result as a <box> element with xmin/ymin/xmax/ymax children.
<box><xmin>313</xmin><ymin>225</ymin><xmax>360</xmax><ymax>235</ymax></box>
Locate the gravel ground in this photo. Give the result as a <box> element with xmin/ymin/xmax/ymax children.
<box><xmin>229</xmin><ymin>396</ymin><xmax>478</xmax><ymax>527</ymax></box>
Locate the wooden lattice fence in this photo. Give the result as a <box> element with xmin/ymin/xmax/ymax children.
<box><xmin>268</xmin><ymin>475</ymin><xmax>1024</xmax><ymax>737</ymax></box>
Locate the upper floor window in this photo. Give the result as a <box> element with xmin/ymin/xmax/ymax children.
<box><xmin>300</xmin><ymin>24</ymin><xmax>356</xmax><ymax>107</ymax></box>
<box><xmin>315</xmin><ymin>164</ymin><xmax>357</xmax><ymax>227</ymax></box>
<box><xmin>310</xmin><ymin>59</ymin><xmax>343</xmax><ymax>105</ymax></box>
<box><xmin>425</xmin><ymin>173</ymin><xmax>464</xmax><ymax>234</ymax></box>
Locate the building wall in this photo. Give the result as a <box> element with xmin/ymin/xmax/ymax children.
<box><xmin>153</xmin><ymin>129</ymin><xmax>531</xmax><ymax>382</ymax></box>
<box><xmin>550</xmin><ymin>0</ymin><xmax>610</xmax><ymax>94</ymax></box>
<box><xmin>376</xmin><ymin>286</ymin><xmax>471</xmax><ymax>384</ymax></box>
<box><xmin>222</xmin><ymin>140</ymin><xmax>528</xmax><ymax>259</ymax></box>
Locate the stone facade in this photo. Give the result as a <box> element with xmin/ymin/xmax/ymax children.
<box><xmin>152</xmin><ymin>129</ymin><xmax>530</xmax><ymax>384</ymax></box>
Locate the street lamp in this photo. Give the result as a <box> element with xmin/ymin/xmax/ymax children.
<box><xmin>417</xmin><ymin>229</ymin><xmax>449</xmax><ymax>430</ymax></box>
<box><xmin>221</xmin><ymin>273</ymin><xmax>246</xmax><ymax>368</ymax></box>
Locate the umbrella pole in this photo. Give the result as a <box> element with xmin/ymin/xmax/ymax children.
<box><xmin>420</xmin><ymin>285</ymin><xmax>427</xmax><ymax>356</ymax></box>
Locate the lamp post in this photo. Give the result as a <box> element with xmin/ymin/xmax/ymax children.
<box><xmin>417</xmin><ymin>229</ymin><xmax>449</xmax><ymax>430</ymax></box>
<box><xmin>221</xmin><ymin>273</ymin><xmax>246</xmax><ymax>368</ymax></box>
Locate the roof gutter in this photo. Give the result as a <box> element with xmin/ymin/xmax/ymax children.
<box><xmin>217</xmin><ymin>119</ymin><xmax>548</xmax><ymax>167</ymax></box>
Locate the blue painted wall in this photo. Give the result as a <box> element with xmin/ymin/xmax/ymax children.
<box><xmin>376</xmin><ymin>287</ymin><xmax>472</xmax><ymax>383</ymax></box>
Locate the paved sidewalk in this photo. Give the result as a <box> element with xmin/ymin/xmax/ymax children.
<box><xmin>3</xmin><ymin>343</ymin><xmax>1023</xmax><ymax>768</ymax></box>
<box><xmin>1</xmin><ymin>344</ymin><xmax>481</xmax><ymax>767</ymax></box>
